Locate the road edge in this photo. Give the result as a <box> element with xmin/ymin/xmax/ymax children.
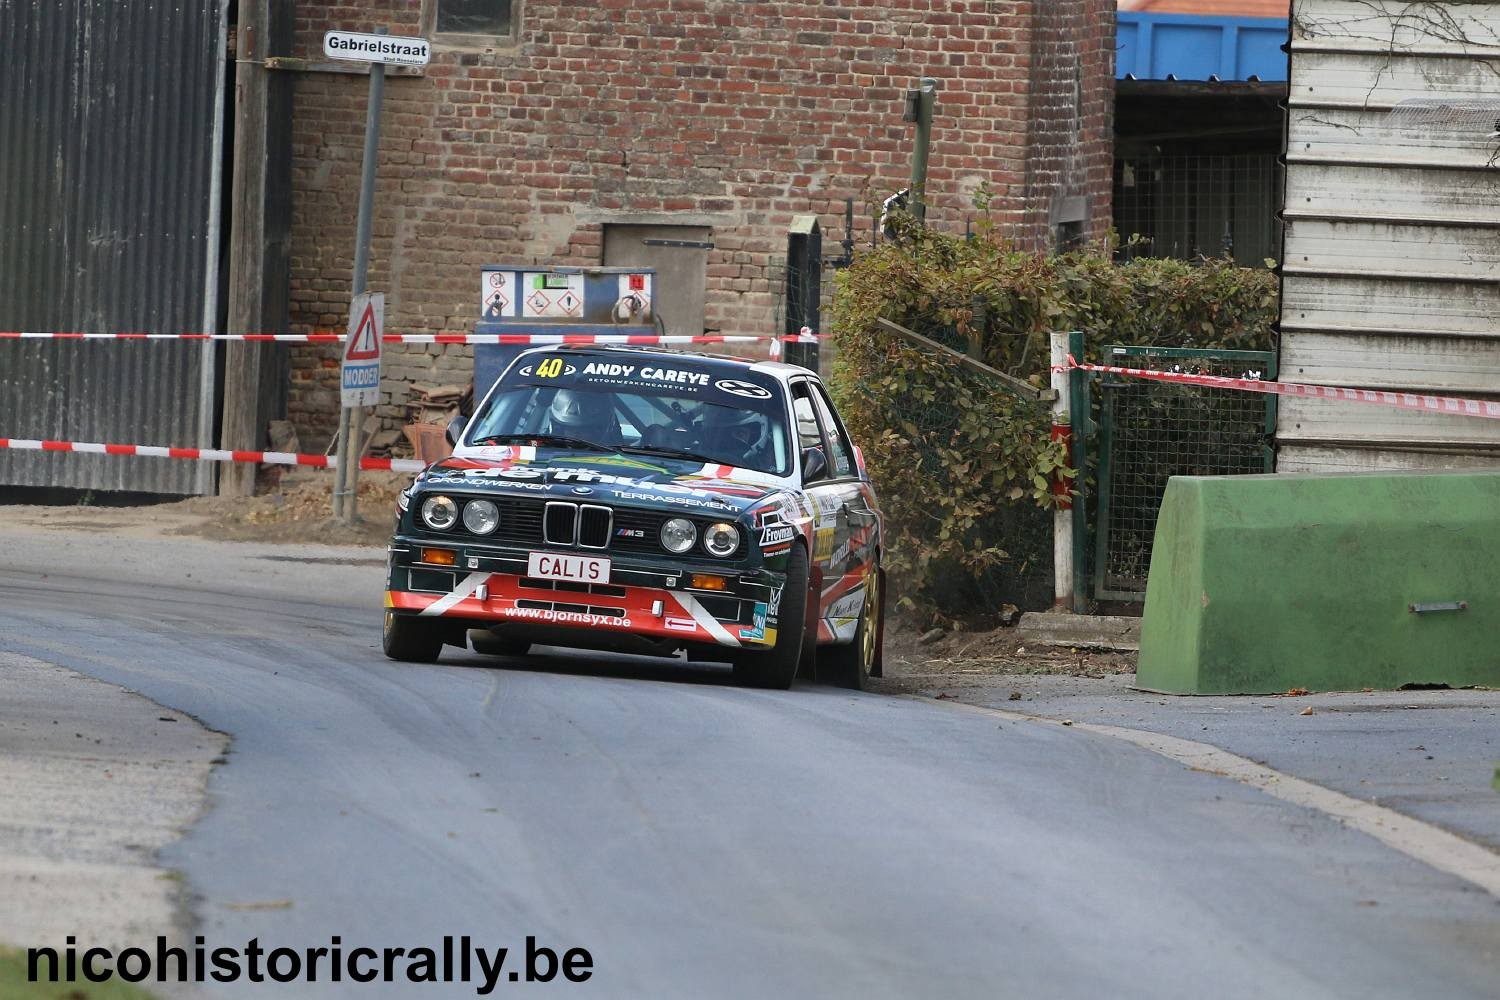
<box><xmin>907</xmin><ymin>694</ymin><xmax>1500</xmax><ymax>899</ymax></box>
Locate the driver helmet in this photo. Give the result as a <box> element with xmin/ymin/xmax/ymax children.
<box><xmin>547</xmin><ymin>389</ymin><xmax>613</xmax><ymax>441</ymax></box>
<box><xmin>703</xmin><ymin>407</ymin><xmax>770</xmax><ymax>463</ymax></box>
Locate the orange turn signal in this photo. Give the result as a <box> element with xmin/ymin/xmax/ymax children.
<box><xmin>420</xmin><ymin>547</ymin><xmax>457</xmax><ymax>566</ymax></box>
<box><xmin>690</xmin><ymin>573</ymin><xmax>728</xmax><ymax>591</ymax></box>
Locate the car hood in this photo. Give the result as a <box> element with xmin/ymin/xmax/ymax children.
<box><xmin>415</xmin><ymin>446</ymin><xmax>792</xmax><ymax>518</ymax></box>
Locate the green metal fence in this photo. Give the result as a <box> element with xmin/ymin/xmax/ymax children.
<box><xmin>1089</xmin><ymin>345</ymin><xmax>1277</xmax><ymax>601</ymax></box>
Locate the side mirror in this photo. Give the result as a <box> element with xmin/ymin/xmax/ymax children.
<box><xmin>801</xmin><ymin>447</ymin><xmax>828</xmax><ymax>482</ymax></box>
<box><xmin>445</xmin><ymin>414</ymin><xmax>467</xmax><ymax>447</ymax></box>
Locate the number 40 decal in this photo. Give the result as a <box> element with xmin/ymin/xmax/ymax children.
<box><xmin>536</xmin><ymin>357</ymin><xmax>566</xmax><ymax>378</ymax></box>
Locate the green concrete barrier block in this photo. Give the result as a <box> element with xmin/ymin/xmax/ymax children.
<box><xmin>1137</xmin><ymin>471</ymin><xmax>1500</xmax><ymax>694</ymax></box>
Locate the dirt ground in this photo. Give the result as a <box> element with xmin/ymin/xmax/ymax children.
<box><xmin>3</xmin><ymin>469</ymin><xmax>410</xmax><ymax>548</ymax></box>
<box><xmin>877</xmin><ymin>622</ymin><xmax>1136</xmax><ymax>692</ymax></box>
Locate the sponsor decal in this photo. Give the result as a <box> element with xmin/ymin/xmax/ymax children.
<box><xmin>574</xmin><ymin>361</ymin><xmax>712</xmax><ymax>387</ymax></box>
<box><xmin>615</xmin><ymin>490</ymin><xmax>736</xmax><ymax>511</ymax></box>
<box><xmin>767</xmin><ymin>586</ymin><xmax>783</xmax><ymax>617</ymax></box>
<box><xmin>580</xmin><ymin>362</ymin><xmax>638</xmax><ymax>378</ymax></box>
<box><xmin>435</xmin><ymin>465</ymin><xmax>733</xmax><ymax>503</ymax></box>
<box><xmin>500</xmin><ymin>606</ymin><xmax>631</xmax><ymax>628</ymax></box>
<box><xmin>739</xmin><ymin>602</ymin><xmax>769</xmax><ymax>641</ymax></box>
<box><xmin>714</xmin><ymin>378</ymin><xmax>773</xmax><ymax>400</ymax></box>
<box><xmin>760</xmin><ymin>523</ymin><xmax>795</xmax><ymax>547</ymax></box>
<box><xmin>828</xmin><ymin>588</ymin><xmax>864</xmax><ymax>621</ymax></box>
<box><xmin>518</xmin><ymin>359</ymin><xmax>577</xmax><ymax>379</ymax></box>
<box><xmin>571</xmin><ymin>455</ymin><xmax>668</xmax><ymax>472</ymax></box>
<box><xmin>812</xmin><ymin>525</ymin><xmax>835</xmax><ymax>561</ymax></box>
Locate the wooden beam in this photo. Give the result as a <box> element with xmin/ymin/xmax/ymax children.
<box><xmin>220</xmin><ymin>0</ymin><xmax>293</xmax><ymax>495</ymax></box>
<box><xmin>875</xmin><ymin>318</ymin><xmax>1057</xmax><ymax>403</ymax></box>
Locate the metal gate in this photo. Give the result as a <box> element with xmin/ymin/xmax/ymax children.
<box><xmin>1092</xmin><ymin>345</ymin><xmax>1277</xmax><ymax>600</ymax></box>
<box><xmin>0</xmin><ymin>0</ymin><xmax>229</xmax><ymax>494</ymax></box>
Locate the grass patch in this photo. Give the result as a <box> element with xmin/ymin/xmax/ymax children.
<box><xmin>0</xmin><ymin>947</ymin><xmax>160</xmax><ymax>1000</ymax></box>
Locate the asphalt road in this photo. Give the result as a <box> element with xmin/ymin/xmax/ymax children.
<box><xmin>1</xmin><ymin>535</ymin><xmax>1498</xmax><ymax>998</ymax></box>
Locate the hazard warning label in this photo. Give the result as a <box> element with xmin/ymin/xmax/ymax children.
<box><xmin>521</xmin><ymin>272</ymin><xmax>585</xmax><ymax>319</ymax></box>
<box><xmin>480</xmin><ymin>270</ymin><xmax>516</xmax><ymax>320</ymax></box>
<box><xmin>341</xmin><ymin>292</ymin><xmax>384</xmax><ymax>407</ymax></box>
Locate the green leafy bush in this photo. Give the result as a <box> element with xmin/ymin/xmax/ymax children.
<box><xmin>827</xmin><ymin>226</ymin><xmax>1277</xmax><ymax>623</ymax></box>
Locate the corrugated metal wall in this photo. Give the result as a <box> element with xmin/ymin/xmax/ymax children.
<box><xmin>1279</xmin><ymin>0</ymin><xmax>1500</xmax><ymax>472</ymax></box>
<box><xmin>0</xmin><ymin>0</ymin><xmax>227</xmax><ymax>493</ymax></box>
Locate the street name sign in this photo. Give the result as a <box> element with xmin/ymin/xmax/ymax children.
<box><xmin>341</xmin><ymin>292</ymin><xmax>384</xmax><ymax>407</ymax></box>
<box><xmin>323</xmin><ymin>30</ymin><xmax>431</xmax><ymax>68</ymax></box>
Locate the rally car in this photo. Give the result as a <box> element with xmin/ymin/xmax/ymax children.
<box><xmin>382</xmin><ymin>346</ymin><xmax>884</xmax><ymax>690</ymax></box>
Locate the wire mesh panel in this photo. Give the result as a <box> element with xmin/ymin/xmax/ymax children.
<box><xmin>1113</xmin><ymin>152</ymin><xmax>1282</xmax><ymax>267</ymax></box>
<box><xmin>1094</xmin><ymin>346</ymin><xmax>1276</xmax><ymax>600</ymax></box>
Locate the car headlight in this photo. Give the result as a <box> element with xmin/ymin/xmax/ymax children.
<box><xmin>420</xmin><ymin>495</ymin><xmax>458</xmax><ymax>531</ymax></box>
<box><xmin>660</xmin><ymin>517</ymin><xmax>697</xmax><ymax>554</ymax></box>
<box><xmin>462</xmin><ymin>499</ymin><xmax>500</xmax><ymax>535</ymax></box>
<box><xmin>702</xmin><ymin>522</ymin><xmax>740</xmax><ymax>558</ymax></box>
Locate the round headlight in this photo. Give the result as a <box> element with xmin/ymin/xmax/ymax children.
<box><xmin>462</xmin><ymin>499</ymin><xmax>500</xmax><ymax>535</ymax></box>
<box><xmin>660</xmin><ymin>517</ymin><xmax>697</xmax><ymax>554</ymax></box>
<box><xmin>420</xmin><ymin>495</ymin><xmax>458</xmax><ymax>531</ymax></box>
<box><xmin>703</xmin><ymin>522</ymin><xmax>740</xmax><ymax>558</ymax></box>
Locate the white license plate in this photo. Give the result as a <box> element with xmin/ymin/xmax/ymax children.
<box><xmin>527</xmin><ymin>552</ymin><xmax>611</xmax><ymax>584</ymax></box>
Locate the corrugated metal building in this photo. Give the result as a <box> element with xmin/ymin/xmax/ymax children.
<box><xmin>1280</xmin><ymin>0</ymin><xmax>1500</xmax><ymax>471</ymax></box>
<box><xmin>0</xmin><ymin>0</ymin><xmax>229</xmax><ymax>494</ymax></box>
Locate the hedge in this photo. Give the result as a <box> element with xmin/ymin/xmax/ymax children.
<box><xmin>826</xmin><ymin>226</ymin><xmax>1278</xmax><ymax>623</ymax></box>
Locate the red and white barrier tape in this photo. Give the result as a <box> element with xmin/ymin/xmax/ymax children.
<box><xmin>0</xmin><ymin>330</ymin><xmax>828</xmax><ymax>346</ymax></box>
<box><xmin>0</xmin><ymin>438</ymin><xmax>427</xmax><ymax>473</ymax></box>
<box><xmin>1065</xmin><ymin>356</ymin><xmax>1500</xmax><ymax>421</ymax></box>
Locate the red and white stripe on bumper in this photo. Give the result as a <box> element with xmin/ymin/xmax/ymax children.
<box><xmin>386</xmin><ymin>573</ymin><xmax>760</xmax><ymax>648</ymax></box>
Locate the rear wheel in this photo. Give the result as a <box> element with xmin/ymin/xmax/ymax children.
<box><xmin>819</xmin><ymin>565</ymin><xmax>882</xmax><ymax>691</ymax></box>
<box><xmin>732</xmin><ymin>544</ymin><xmax>809</xmax><ymax>690</ymax></box>
<box><xmin>468</xmin><ymin>628</ymin><xmax>531</xmax><ymax>657</ymax></box>
<box><xmin>383</xmin><ymin>611</ymin><xmax>444</xmax><ymax>663</ymax></box>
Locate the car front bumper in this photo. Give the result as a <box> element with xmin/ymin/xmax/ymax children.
<box><xmin>385</xmin><ymin>536</ymin><xmax>780</xmax><ymax>649</ymax></box>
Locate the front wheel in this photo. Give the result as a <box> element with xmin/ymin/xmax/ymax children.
<box><xmin>819</xmin><ymin>565</ymin><xmax>882</xmax><ymax>691</ymax></box>
<box><xmin>383</xmin><ymin>611</ymin><xmax>444</xmax><ymax>663</ymax></box>
<box><xmin>732</xmin><ymin>544</ymin><xmax>809</xmax><ymax>690</ymax></box>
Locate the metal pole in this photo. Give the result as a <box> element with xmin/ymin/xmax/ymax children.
<box><xmin>1067</xmin><ymin>329</ymin><xmax>1090</xmax><ymax>613</ymax></box>
<box><xmin>908</xmin><ymin>76</ymin><xmax>937</xmax><ymax>225</ymax></box>
<box><xmin>335</xmin><ymin>28</ymin><xmax>387</xmax><ymax>523</ymax></box>
<box><xmin>1050</xmin><ymin>332</ymin><xmax>1074</xmax><ymax>610</ymax></box>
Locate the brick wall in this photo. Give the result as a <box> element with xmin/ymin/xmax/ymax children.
<box><xmin>1022</xmin><ymin>0</ymin><xmax>1116</xmax><ymax>249</ymax></box>
<box><xmin>286</xmin><ymin>0</ymin><xmax>1115</xmax><ymax>450</ymax></box>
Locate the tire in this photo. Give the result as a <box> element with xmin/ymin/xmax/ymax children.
<box><xmin>732</xmin><ymin>544</ymin><xmax>809</xmax><ymax>690</ymax></box>
<box><xmin>467</xmin><ymin>628</ymin><xmax>531</xmax><ymax>657</ymax></box>
<box><xmin>819</xmin><ymin>564</ymin><xmax>882</xmax><ymax>691</ymax></box>
<box><xmin>383</xmin><ymin>611</ymin><xmax>444</xmax><ymax>663</ymax></box>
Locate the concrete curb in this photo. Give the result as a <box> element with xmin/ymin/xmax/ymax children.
<box><xmin>1013</xmin><ymin>612</ymin><xmax>1140</xmax><ymax>652</ymax></box>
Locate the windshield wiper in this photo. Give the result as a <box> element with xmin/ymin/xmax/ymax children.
<box><xmin>616</xmin><ymin>444</ymin><xmax>721</xmax><ymax>465</ymax></box>
<box><xmin>471</xmin><ymin>433</ymin><xmax>610</xmax><ymax>451</ymax></box>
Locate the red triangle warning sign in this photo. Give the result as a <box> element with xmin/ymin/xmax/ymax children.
<box><xmin>345</xmin><ymin>300</ymin><xmax>381</xmax><ymax>360</ymax></box>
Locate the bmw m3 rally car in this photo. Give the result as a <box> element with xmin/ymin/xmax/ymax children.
<box><xmin>383</xmin><ymin>346</ymin><xmax>884</xmax><ymax>689</ymax></box>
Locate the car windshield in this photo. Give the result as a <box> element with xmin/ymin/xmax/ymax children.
<box><xmin>466</xmin><ymin>362</ymin><xmax>793</xmax><ymax>476</ymax></box>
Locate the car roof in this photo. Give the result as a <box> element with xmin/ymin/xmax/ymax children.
<box><xmin>515</xmin><ymin>344</ymin><xmax>816</xmax><ymax>383</ymax></box>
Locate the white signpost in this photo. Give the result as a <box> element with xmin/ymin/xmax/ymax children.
<box><xmin>322</xmin><ymin>30</ymin><xmax>431</xmax><ymax>68</ymax></box>
<box><xmin>326</xmin><ymin>23</ymin><xmax>427</xmax><ymax>522</ymax></box>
